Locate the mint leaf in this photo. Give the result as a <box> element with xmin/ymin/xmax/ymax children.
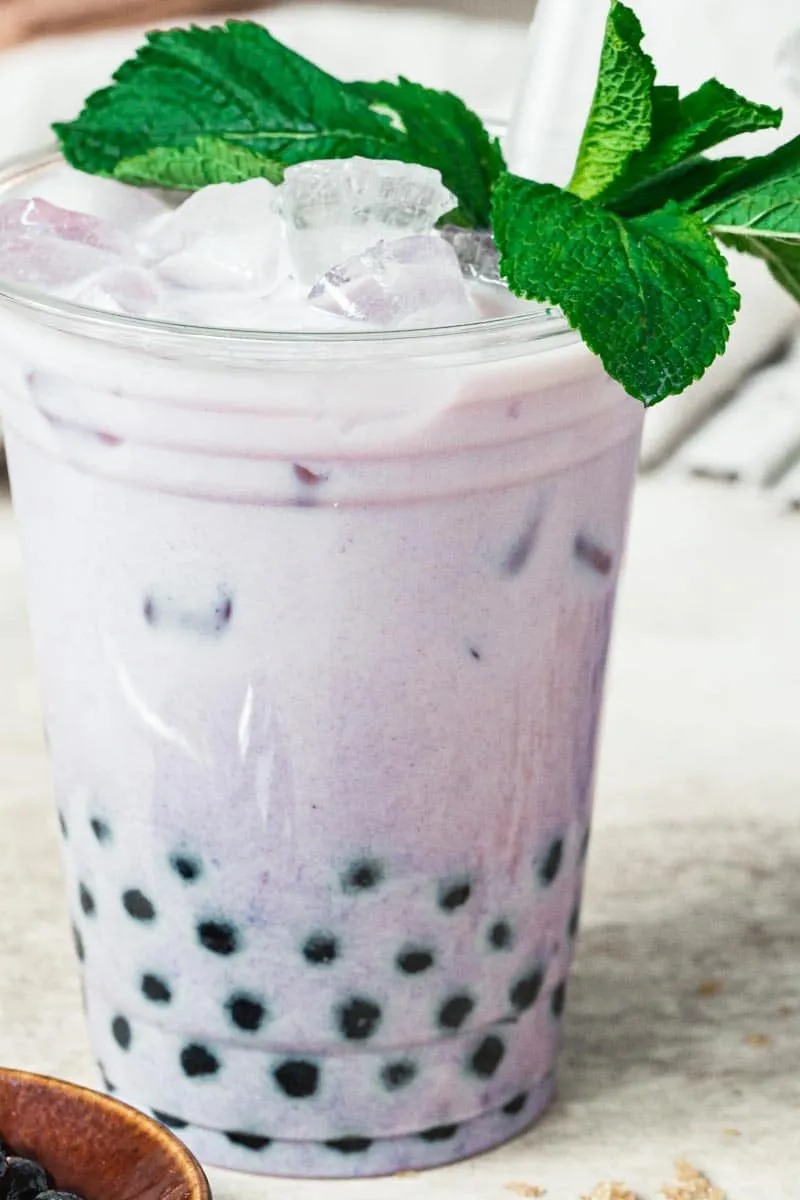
<box><xmin>609</xmin><ymin>154</ymin><xmax>747</xmax><ymax>218</ymax></box>
<box><xmin>568</xmin><ymin>1</ymin><xmax>655</xmax><ymax>201</ymax></box>
<box><xmin>697</xmin><ymin>136</ymin><xmax>800</xmax><ymax>300</ymax></box>
<box><xmin>54</xmin><ymin>19</ymin><xmax>496</xmax><ymax>227</ymax></box>
<box><xmin>493</xmin><ymin>174</ymin><xmax>740</xmax><ymax>406</ymax></box>
<box><xmin>349</xmin><ymin>78</ymin><xmax>504</xmax><ymax>228</ymax></box>
<box><xmin>114</xmin><ymin>137</ymin><xmax>284</xmax><ymax>188</ymax></box>
<box><xmin>54</xmin><ymin>22</ymin><xmax>401</xmax><ymax>174</ymax></box>
<box><xmin>604</xmin><ymin>79</ymin><xmax>782</xmax><ymax>204</ymax></box>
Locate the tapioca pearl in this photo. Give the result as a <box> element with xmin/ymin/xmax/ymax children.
<box><xmin>341</xmin><ymin>858</ymin><xmax>384</xmax><ymax>894</ymax></box>
<box><xmin>122</xmin><ymin>888</ymin><xmax>156</xmax><ymax>922</ymax></box>
<box><xmin>537</xmin><ymin>837</ymin><xmax>564</xmax><ymax>888</ymax></box>
<box><xmin>141</xmin><ymin>973</ymin><xmax>172</xmax><ymax>1004</ymax></box>
<box><xmin>153</xmin><ymin>1110</ymin><xmax>189</xmax><ymax>1131</ymax></box>
<box><xmin>302</xmin><ymin>932</ymin><xmax>339</xmax><ymax>966</ymax></box>
<box><xmin>500</xmin><ymin>513</ymin><xmax>541</xmax><ymax>578</ymax></box>
<box><xmin>502</xmin><ymin>1092</ymin><xmax>528</xmax><ymax>1116</ymax></box>
<box><xmin>293</xmin><ymin>464</ymin><xmax>329</xmax><ymax>486</ymax></box>
<box><xmin>574</xmin><ymin>533</ymin><xmax>614</xmax><ymax>577</ymax></box>
<box><xmin>396</xmin><ymin>945</ymin><xmax>435</xmax><ymax>975</ymax></box>
<box><xmin>226</xmin><ymin>992</ymin><xmax>267</xmax><ymax>1033</ymax></box>
<box><xmin>97</xmin><ymin>1062</ymin><xmax>115</xmax><ymax>1093</ymax></box>
<box><xmin>380</xmin><ymin>1059</ymin><xmax>417</xmax><ymax>1091</ymax></box>
<box><xmin>58</xmin><ymin>811</ymin><xmax>68</xmax><ymax>839</ymax></box>
<box><xmin>197</xmin><ymin>919</ymin><xmax>240</xmax><ymax>956</ymax></box>
<box><xmin>337</xmin><ymin>996</ymin><xmax>382</xmax><ymax>1041</ymax></box>
<box><xmin>568</xmin><ymin>902</ymin><xmax>581</xmax><ymax>940</ymax></box>
<box><xmin>90</xmin><ymin>817</ymin><xmax>112</xmax><ymax>845</ymax></box>
<box><xmin>550</xmin><ymin>981</ymin><xmax>567</xmax><ymax>1019</ymax></box>
<box><xmin>468</xmin><ymin>1035</ymin><xmax>506</xmax><ymax>1079</ymax></box>
<box><xmin>225</xmin><ymin>1132</ymin><xmax>272</xmax><ymax>1151</ymax></box>
<box><xmin>273</xmin><ymin>1059</ymin><xmax>320</xmax><ymax>1099</ymax></box>
<box><xmin>325</xmin><ymin>1138</ymin><xmax>373</xmax><ymax>1154</ymax></box>
<box><xmin>419</xmin><ymin>1124</ymin><xmax>459</xmax><ymax>1142</ymax></box>
<box><xmin>79</xmin><ymin>883</ymin><xmax>96</xmax><ymax>918</ymax></box>
<box><xmin>488</xmin><ymin>920</ymin><xmax>514</xmax><ymax>952</ymax></box>
<box><xmin>181</xmin><ymin>1043</ymin><xmax>221</xmax><ymax>1078</ymax></box>
<box><xmin>437</xmin><ymin>993</ymin><xmax>475</xmax><ymax>1033</ymax></box>
<box><xmin>510</xmin><ymin>965</ymin><xmax>545</xmax><ymax>1013</ymax></box>
<box><xmin>111</xmin><ymin>1015</ymin><xmax>132</xmax><ymax>1050</ymax></box>
<box><xmin>72</xmin><ymin>924</ymin><xmax>85</xmax><ymax>963</ymax></box>
<box><xmin>438</xmin><ymin>878</ymin><xmax>472</xmax><ymax>913</ymax></box>
<box><xmin>580</xmin><ymin>828</ymin><xmax>591</xmax><ymax>863</ymax></box>
<box><xmin>170</xmin><ymin>852</ymin><xmax>203</xmax><ymax>883</ymax></box>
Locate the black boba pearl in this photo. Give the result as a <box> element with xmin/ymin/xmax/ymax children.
<box><xmin>396</xmin><ymin>946</ymin><xmax>435</xmax><ymax>975</ymax></box>
<box><xmin>98</xmin><ymin>1062</ymin><xmax>115</xmax><ymax>1093</ymax></box>
<box><xmin>469</xmin><ymin>1035</ymin><xmax>506</xmax><ymax>1079</ymax></box>
<box><xmin>325</xmin><ymin>1137</ymin><xmax>373</xmax><ymax>1154</ymax></box>
<box><xmin>488</xmin><ymin>920</ymin><xmax>514</xmax><ymax>951</ymax></box>
<box><xmin>551</xmin><ymin>981</ymin><xmax>567</xmax><ymax>1018</ymax></box>
<box><xmin>568</xmin><ymin>903</ymin><xmax>581</xmax><ymax>939</ymax></box>
<box><xmin>153</xmin><ymin>1110</ymin><xmax>188</xmax><ymax>1130</ymax></box>
<box><xmin>337</xmin><ymin>996</ymin><xmax>382</xmax><ymax>1041</ymax></box>
<box><xmin>79</xmin><ymin>884</ymin><xmax>95</xmax><ymax>917</ymax></box>
<box><xmin>72</xmin><ymin>924</ymin><xmax>85</xmax><ymax>963</ymax></box>
<box><xmin>381</xmin><ymin>1059</ymin><xmax>417</xmax><ymax>1091</ymax></box>
<box><xmin>273</xmin><ymin>1059</ymin><xmax>319</xmax><ymax>1099</ymax></box>
<box><xmin>580</xmin><ymin>828</ymin><xmax>591</xmax><ymax>862</ymax></box>
<box><xmin>302</xmin><ymin>933</ymin><xmax>339</xmax><ymax>965</ymax></box>
<box><xmin>438</xmin><ymin>993</ymin><xmax>475</xmax><ymax>1032</ymax></box>
<box><xmin>502</xmin><ymin>1092</ymin><xmax>528</xmax><ymax>1116</ymax></box>
<box><xmin>58</xmin><ymin>811</ymin><xmax>68</xmax><ymax>838</ymax></box>
<box><xmin>111</xmin><ymin>1015</ymin><xmax>132</xmax><ymax>1050</ymax></box>
<box><xmin>226</xmin><ymin>993</ymin><xmax>266</xmax><ymax>1032</ymax></box>
<box><xmin>510</xmin><ymin>966</ymin><xmax>545</xmax><ymax>1013</ymax></box>
<box><xmin>538</xmin><ymin>837</ymin><xmax>564</xmax><ymax>886</ymax></box>
<box><xmin>141</xmin><ymin>974</ymin><xmax>172</xmax><ymax>1004</ymax></box>
<box><xmin>122</xmin><ymin>889</ymin><xmax>156</xmax><ymax>922</ymax></box>
<box><xmin>170</xmin><ymin>853</ymin><xmax>202</xmax><ymax>883</ymax></box>
<box><xmin>574</xmin><ymin>534</ymin><xmax>614</xmax><ymax>576</ymax></box>
<box><xmin>181</xmin><ymin>1043</ymin><xmax>220</xmax><ymax>1078</ymax></box>
<box><xmin>341</xmin><ymin>859</ymin><xmax>384</xmax><ymax>893</ymax></box>
<box><xmin>225</xmin><ymin>1132</ymin><xmax>271</xmax><ymax>1151</ymax></box>
<box><xmin>438</xmin><ymin>878</ymin><xmax>471</xmax><ymax>912</ymax></box>
<box><xmin>197</xmin><ymin>919</ymin><xmax>239</xmax><ymax>955</ymax></box>
<box><xmin>2</xmin><ymin>1156</ymin><xmax>48</xmax><ymax>1198</ymax></box>
<box><xmin>419</xmin><ymin>1124</ymin><xmax>459</xmax><ymax>1142</ymax></box>
<box><xmin>90</xmin><ymin>817</ymin><xmax>112</xmax><ymax>844</ymax></box>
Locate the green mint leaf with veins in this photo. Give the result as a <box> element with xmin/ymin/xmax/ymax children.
<box><xmin>53</xmin><ymin>20</ymin><xmax>496</xmax><ymax>228</ymax></box>
<box><xmin>568</xmin><ymin>1</ymin><xmax>655</xmax><ymax>201</ymax></box>
<box><xmin>696</xmin><ymin>136</ymin><xmax>800</xmax><ymax>301</ymax></box>
<box><xmin>349</xmin><ymin>77</ymin><xmax>504</xmax><ymax>228</ymax></box>
<box><xmin>603</xmin><ymin>80</ymin><xmax>783</xmax><ymax>209</ymax></box>
<box><xmin>493</xmin><ymin>174</ymin><xmax>740</xmax><ymax>406</ymax></box>
<box><xmin>114</xmin><ymin>138</ymin><xmax>284</xmax><ymax>188</ymax></box>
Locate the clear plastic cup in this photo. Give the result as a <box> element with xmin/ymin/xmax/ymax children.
<box><xmin>0</xmin><ymin>154</ymin><xmax>643</xmax><ymax>1178</ymax></box>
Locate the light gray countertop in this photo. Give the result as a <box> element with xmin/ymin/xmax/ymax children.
<box><xmin>1</xmin><ymin>472</ymin><xmax>799</xmax><ymax>1200</ymax></box>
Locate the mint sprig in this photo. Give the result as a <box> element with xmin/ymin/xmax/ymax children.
<box><xmin>52</xmin><ymin>3</ymin><xmax>800</xmax><ymax>407</ymax></box>
<box><xmin>54</xmin><ymin>21</ymin><xmax>502</xmax><ymax>229</ymax></box>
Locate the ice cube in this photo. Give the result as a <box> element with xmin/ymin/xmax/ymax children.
<box><xmin>308</xmin><ymin>234</ymin><xmax>476</xmax><ymax>328</ymax></box>
<box><xmin>0</xmin><ymin>197</ymin><xmax>130</xmax><ymax>289</ymax></box>
<box><xmin>143</xmin><ymin>179</ymin><xmax>284</xmax><ymax>291</ymax></box>
<box><xmin>439</xmin><ymin>225</ymin><xmax>501</xmax><ymax>283</ymax></box>
<box><xmin>20</xmin><ymin>164</ymin><xmax>172</xmax><ymax>231</ymax></box>
<box><xmin>74</xmin><ymin>264</ymin><xmax>162</xmax><ymax>317</ymax></box>
<box><xmin>279</xmin><ymin>158</ymin><xmax>457</xmax><ymax>284</ymax></box>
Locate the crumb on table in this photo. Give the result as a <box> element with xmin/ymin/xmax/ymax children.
<box><xmin>504</xmin><ymin>1184</ymin><xmax>546</xmax><ymax>1197</ymax></box>
<box><xmin>581</xmin><ymin>1185</ymin><xmax>638</xmax><ymax>1200</ymax></box>
<box><xmin>661</xmin><ymin>1160</ymin><xmax>726</xmax><ymax>1200</ymax></box>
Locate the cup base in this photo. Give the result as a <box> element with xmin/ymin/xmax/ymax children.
<box><xmin>118</xmin><ymin>1074</ymin><xmax>554</xmax><ymax>1179</ymax></box>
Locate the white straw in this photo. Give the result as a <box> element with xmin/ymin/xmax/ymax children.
<box><xmin>505</xmin><ymin>0</ymin><xmax>611</xmax><ymax>186</ymax></box>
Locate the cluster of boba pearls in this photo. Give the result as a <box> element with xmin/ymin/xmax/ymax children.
<box><xmin>62</xmin><ymin>795</ymin><xmax>584</xmax><ymax>1174</ymax></box>
<box><xmin>0</xmin><ymin>1140</ymin><xmax>83</xmax><ymax>1200</ymax></box>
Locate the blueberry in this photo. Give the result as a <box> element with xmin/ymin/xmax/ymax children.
<box><xmin>2</xmin><ymin>1157</ymin><xmax>49</xmax><ymax>1200</ymax></box>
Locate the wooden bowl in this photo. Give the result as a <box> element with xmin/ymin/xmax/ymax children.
<box><xmin>0</xmin><ymin>1069</ymin><xmax>210</xmax><ymax>1200</ymax></box>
